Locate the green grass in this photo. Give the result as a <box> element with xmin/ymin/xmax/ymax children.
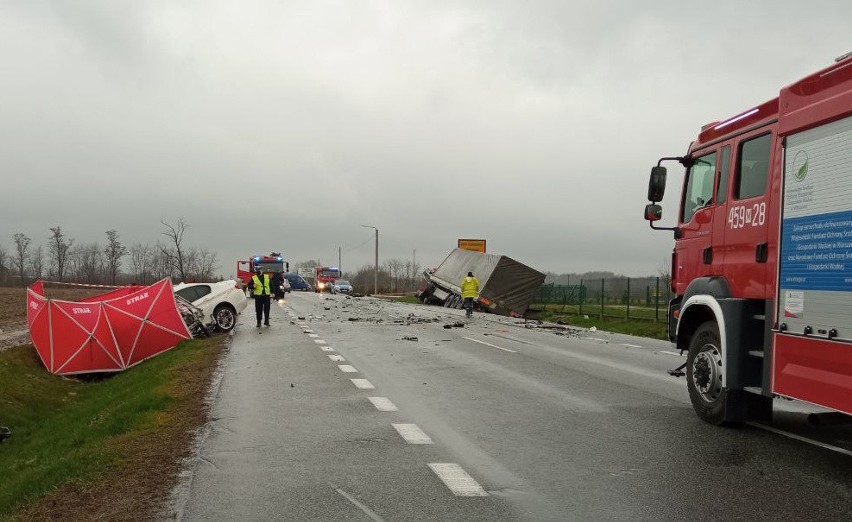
<box><xmin>0</xmin><ymin>338</ymin><xmax>219</xmax><ymax>517</ymax></box>
<box><xmin>526</xmin><ymin>307</ymin><xmax>669</xmax><ymax>340</ymax></box>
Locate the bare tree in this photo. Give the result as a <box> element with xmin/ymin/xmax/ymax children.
<box><xmin>12</xmin><ymin>233</ymin><xmax>31</xmax><ymax>285</ymax></box>
<box><xmin>48</xmin><ymin>226</ymin><xmax>73</xmax><ymax>281</ymax></box>
<box><xmin>153</xmin><ymin>243</ymin><xmax>175</xmax><ymax>280</ymax></box>
<box><xmin>30</xmin><ymin>245</ymin><xmax>45</xmax><ymax>280</ymax></box>
<box><xmin>0</xmin><ymin>245</ymin><xmax>8</xmax><ymax>286</ymax></box>
<box><xmin>159</xmin><ymin>218</ymin><xmax>189</xmax><ymax>281</ymax></box>
<box><xmin>74</xmin><ymin>243</ymin><xmax>104</xmax><ymax>284</ymax></box>
<box><xmin>130</xmin><ymin>243</ymin><xmax>153</xmax><ymax>284</ymax></box>
<box><xmin>197</xmin><ymin>248</ymin><xmax>218</xmax><ymax>282</ymax></box>
<box><xmin>104</xmin><ymin>229</ymin><xmax>127</xmax><ymax>285</ymax></box>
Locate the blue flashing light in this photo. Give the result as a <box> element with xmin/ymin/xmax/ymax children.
<box><xmin>254</xmin><ymin>256</ymin><xmax>260</xmax><ymax>262</ymax></box>
<box><xmin>277</xmin><ymin>257</ymin><xmax>283</xmax><ymax>261</ymax></box>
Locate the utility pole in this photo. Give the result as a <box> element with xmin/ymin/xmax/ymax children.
<box><xmin>338</xmin><ymin>247</ymin><xmax>342</xmax><ymax>277</ymax></box>
<box><xmin>361</xmin><ymin>225</ymin><xmax>379</xmax><ymax>295</ymax></box>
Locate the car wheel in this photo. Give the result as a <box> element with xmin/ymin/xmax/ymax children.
<box><xmin>213</xmin><ymin>304</ymin><xmax>237</xmax><ymax>332</ymax></box>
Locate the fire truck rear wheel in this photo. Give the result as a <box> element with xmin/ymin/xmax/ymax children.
<box><xmin>686</xmin><ymin>321</ymin><xmax>730</xmax><ymax>425</ymax></box>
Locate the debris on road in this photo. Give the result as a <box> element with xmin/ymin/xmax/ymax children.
<box><xmin>401</xmin><ymin>336</ymin><xmax>418</xmax><ymax>341</ymax></box>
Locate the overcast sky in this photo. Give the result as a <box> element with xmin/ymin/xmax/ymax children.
<box><xmin>2</xmin><ymin>0</ymin><xmax>850</xmax><ymax>279</ymax></box>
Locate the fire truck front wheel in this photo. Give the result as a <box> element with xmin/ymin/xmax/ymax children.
<box><xmin>686</xmin><ymin>321</ymin><xmax>732</xmax><ymax>425</ymax></box>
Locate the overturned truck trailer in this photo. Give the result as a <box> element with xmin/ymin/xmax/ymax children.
<box><xmin>420</xmin><ymin>248</ymin><xmax>545</xmax><ymax>316</ymax></box>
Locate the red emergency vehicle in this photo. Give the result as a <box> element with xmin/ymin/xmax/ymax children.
<box><xmin>644</xmin><ymin>53</ymin><xmax>852</xmax><ymax>424</ymax></box>
<box><xmin>236</xmin><ymin>253</ymin><xmax>289</xmax><ymax>286</ymax></box>
<box><xmin>313</xmin><ymin>265</ymin><xmax>341</xmax><ymax>293</ymax></box>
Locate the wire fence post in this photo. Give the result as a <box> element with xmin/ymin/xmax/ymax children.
<box><xmin>655</xmin><ymin>276</ymin><xmax>660</xmax><ymax>322</ymax></box>
<box><xmin>600</xmin><ymin>278</ymin><xmax>604</xmax><ymax>319</ymax></box>
<box><xmin>626</xmin><ymin>277</ymin><xmax>631</xmax><ymax>319</ymax></box>
<box><xmin>579</xmin><ymin>279</ymin><xmax>584</xmax><ymax>316</ymax></box>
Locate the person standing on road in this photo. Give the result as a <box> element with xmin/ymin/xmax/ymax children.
<box><xmin>248</xmin><ymin>266</ymin><xmax>272</xmax><ymax>327</ymax></box>
<box><xmin>271</xmin><ymin>271</ymin><xmax>286</xmax><ymax>301</ymax></box>
<box><xmin>461</xmin><ymin>271</ymin><xmax>480</xmax><ymax>318</ymax></box>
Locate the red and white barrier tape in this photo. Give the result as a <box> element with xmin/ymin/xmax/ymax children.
<box><xmin>39</xmin><ymin>280</ymin><xmax>121</xmax><ymax>289</ymax></box>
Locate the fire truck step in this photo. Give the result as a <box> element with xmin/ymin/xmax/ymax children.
<box><xmin>744</xmin><ymin>386</ymin><xmax>763</xmax><ymax>395</ymax></box>
<box><xmin>748</xmin><ymin>350</ymin><xmax>764</xmax><ymax>358</ymax></box>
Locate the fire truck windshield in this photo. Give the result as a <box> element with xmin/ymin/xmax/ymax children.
<box><xmin>256</xmin><ymin>261</ymin><xmax>284</xmax><ymax>273</ymax></box>
<box><xmin>319</xmin><ymin>268</ymin><xmax>340</xmax><ymax>278</ymax></box>
<box><xmin>681</xmin><ymin>152</ymin><xmax>717</xmax><ymax>223</ymax></box>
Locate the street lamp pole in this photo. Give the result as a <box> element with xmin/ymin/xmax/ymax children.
<box><xmin>361</xmin><ymin>225</ymin><xmax>379</xmax><ymax>295</ymax></box>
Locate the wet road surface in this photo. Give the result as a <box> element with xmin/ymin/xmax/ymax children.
<box><xmin>175</xmin><ymin>292</ymin><xmax>852</xmax><ymax>521</ymax></box>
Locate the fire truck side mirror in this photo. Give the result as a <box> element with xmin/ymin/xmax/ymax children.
<box><xmin>648</xmin><ymin>166</ymin><xmax>667</xmax><ymax>202</ymax></box>
<box><xmin>285</xmin><ymin>262</ymin><xmax>290</xmax><ymax>272</ymax></box>
<box><xmin>644</xmin><ymin>204</ymin><xmax>663</xmax><ymax>222</ymax></box>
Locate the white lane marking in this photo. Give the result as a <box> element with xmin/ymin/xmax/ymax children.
<box><xmin>622</xmin><ymin>343</ymin><xmax>642</xmax><ymax>348</ymax></box>
<box><xmin>328</xmin><ymin>354</ymin><xmax>345</xmax><ymax>362</ymax></box>
<box><xmin>660</xmin><ymin>350</ymin><xmax>686</xmax><ymax>357</ymax></box>
<box><xmin>338</xmin><ymin>364</ymin><xmax>358</xmax><ymax>373</ymax></box>
<box><xmin>393</xmin><ymin>423</ymin><xmax>433</xmax><ymax>444</ymax></box>
<box><xmin>748</xmin><ymin>422</ymin><xmax>852</xmax><ymax>457</ymax></box>
<box><xmin>428</xmin><ymin>463</ymin><xmax>488</xmax><ymax>497</ymax></box>
<box><xmin>331</xmin><ymin>485</ymin><xmax>385</xmax><ymax>522</ymax></box>
<box><xmin>308</xmin><ymin>333</ymin><xmax>320</xmax><ymax>338</ymax></box>
<box><xmin>586</xmin><ymin>337</ymin><xmax>609</xmax><ymax>343</ymax></box>
<box><xmin>463</xmin><ymin>337</ymin><xmax>517</xmax><ymax>353</ymax></box>
<box><xmin>368</xmin><ymin>397</ymin><xmax>398</xmax><ymax>411</ymax></box>
<box><xmin>320</xmin><ymin>346</ymin><xmax>335</xmax><ymax>352</ymax></box>
<box><xmin>351</xmin><ymin>379</ymin><xmax>375</xmax><ymax>389</ymax></box>
<box><xmin>314</xmin><ymin>339</ymin><xmax>327</xmax><ymax>344</ymax></box>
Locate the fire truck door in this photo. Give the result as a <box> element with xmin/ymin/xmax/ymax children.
<box><xmin>719</xmin><ymin>133</ymin><xmax>773</xmax><ymax>299</ymax></box>
<box><xmin>675</xmin><ymin>151</ymin><xmax>717</xmax><ymax>293</ymax></box>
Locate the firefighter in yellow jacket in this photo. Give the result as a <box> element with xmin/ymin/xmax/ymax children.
<box><xmin>461</xmin><ymin>271</ymin><xmax>480</xmax><ymax>318</ymax></box>
<box><xmin>248</xmin><ymin>266</ymin><xmax>272</xmax><ymax>327</ymax></box>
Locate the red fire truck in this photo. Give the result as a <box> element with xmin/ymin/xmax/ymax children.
<box><xmin>313</xmin><ymin>265</ymin><xmax>341</xmax><ymax>293</ymax></box>
<box><xmin>644</xmin><ymin>53</ymin><xmax>852</xmax><ymax>425</ymax></box>
<box><xmin>236</xmin><ymin>253</ymin><xmax>289</xmax><ymax>287</ymax></box>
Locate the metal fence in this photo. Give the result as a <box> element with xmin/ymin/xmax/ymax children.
<box><xmin>530</xmin><ymin>277</ymin><xmax>672</xmax><ymax>322</ymax></box>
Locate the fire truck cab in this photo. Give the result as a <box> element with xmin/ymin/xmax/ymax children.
<box><xmin>314</xmin><ymin>265</ymin><xmax>341</xmax><ymax>293</ymax></box>
<box><xmin>645</xmin><ymin>53</ymin><xmax>852</xmax><ymax>424</ymax></box>
<box><xmin>236</xmin><ymin>253</ymin><xmax>289</xmax><ymax>287</ymax></box>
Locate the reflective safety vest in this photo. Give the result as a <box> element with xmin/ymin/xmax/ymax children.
<box><xmin>252</xmin><ymin>273</ymin><xmax>271</xmax><ymax>296</ymax></box>
<box><xmin>461</xmin><ymin>276</ymin><xmax>480</xmax><ymax>298</ymax></box>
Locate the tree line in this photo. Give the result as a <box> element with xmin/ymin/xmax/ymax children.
<box><xmin>0</xmin><ymin>219</ymin><xmax>219</xmax><ymax>287</ymax></box>
<box><xmin>291</xmin><ymin>258</ymin><xmax>424</xmax><ymax>295</ymax></box>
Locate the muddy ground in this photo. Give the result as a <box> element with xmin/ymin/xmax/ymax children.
<box><xmin>0</xmin><ymin>286</ymin><xmax>106</xmax><ymax>350</ymax></box>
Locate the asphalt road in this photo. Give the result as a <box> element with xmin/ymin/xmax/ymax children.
<box><xmin>174</xmin><ymin>292</ymin><xmax>852</xmax><ymax>521</ymax></box>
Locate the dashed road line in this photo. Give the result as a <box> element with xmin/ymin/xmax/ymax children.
<box><xmin>463</xmin><ymin>337</ymin><xmax>517</xmax><ymax>353</ymax></box>
<box><xmin>308</xmin><ymin>333</ymin><xmax>320</xmax><ymax>338</ymax></box>
<box><xmin>393</xmin><ymin>424</ymin><xmax>433</xmax><ymax>444</ymax></box>
<box><xmin>660</xmin><ymin>350</ymin><xmax>685</xmax><ymax>357</ymax></box>
<box><xmin>314</xmin><ymin>339</ymin><xmax>327</xmax><ymax>344</ymax></box>
<box><xmin>351</xmin><ymin>379</ymin><xmax>375</xmax><ymax>389</ymax></box>
<box><xmin>622</xmin><ymin>343</ymin><xmax>642</xmax><ymax>348</ymax></box>
<box><xmin>428</xmin><ymin>463</ymin><xmax>488</xmax><ymax>497</ymax></box>
<box><xmin>320</xmin><ymin>346</ymin><xmax>335</xmax><ymax>352</ymax></box>
<box><xmin>586</xmin><ymin>337</ymin><xmax>609</xmax><ymax>343</ymax></box>
<box><xmin>328</xmin><ymin>354</ymin><xmax>345</xmax><ymax>362</ymax></box>
<box><xmin>338</xmin><ymin>364</ymin><xmax>358</xmax><ymax>373</ymax></box>
<box><xmin>368</xmin><ymin>397</ymin><xmax>398</xmax><ymax>411</ymax></box>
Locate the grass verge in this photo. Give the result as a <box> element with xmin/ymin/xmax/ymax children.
<box><xmin>0</xmin><ymin>335</ymin><xmax>226</xmax><ymax>520</ymax></box>
<box><xmin>526</xmin><ymin>308</ymin><xmax>669</xmax><ymax>340</ymax></box>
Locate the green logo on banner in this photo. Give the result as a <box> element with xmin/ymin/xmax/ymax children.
<box><xmin>793</xmin><ymin>151</ymin><xmax>809</xmax><ymax>182</ymax></box>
